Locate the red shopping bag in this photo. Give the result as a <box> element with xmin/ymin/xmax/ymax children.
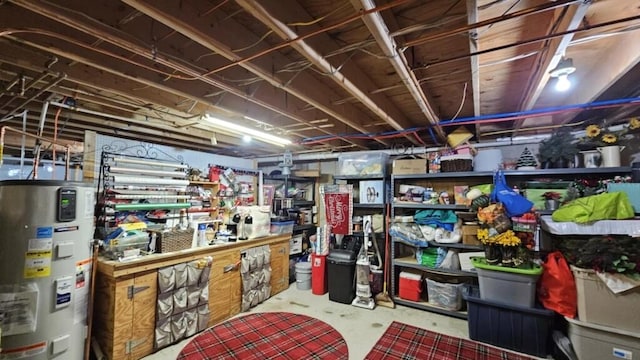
<box><xmin>538</xmin><ymin>251</ymin><xmax>577</xmax><ymax>318</ymax></box>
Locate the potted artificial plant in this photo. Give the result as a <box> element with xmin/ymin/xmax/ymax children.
<box><xmin>537</xmin><ymin>130</ymin><xmax>578</xmax><ymax>168</ymax></box>
<box><xmin>541</xmin><ymin>191</ymin><xmax>562</xmax><ymax>211</ymax></box>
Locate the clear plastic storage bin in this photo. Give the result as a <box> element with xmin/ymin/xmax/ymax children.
<box><xmin>337</xmin><ymin>152</ymin><xmax>388</xmax><ymax>176</ymax></box>
<box><xmin>270</xmin><ymin>221</ymin><xmax>295</xmax><ymax>235</ymax></box>
<box><xmin>426</xmin><ymin>278</ymin><xmax>464</xmax><ymax>310</ymax></box>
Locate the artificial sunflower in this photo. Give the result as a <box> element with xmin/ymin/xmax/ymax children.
<box><xmin>629</xmin><ymin>117</ymin><xmax>640</xmax><ymax>130</ymax></box>
<box><xmin>586</xmin><ymin>124</ymin><xmax>601</xmax><ymax>138</ymax></box>
<box><xmin>602</xmin><ymin>133</ymin><xmax>617</xmax><ymax>144</ymax></box>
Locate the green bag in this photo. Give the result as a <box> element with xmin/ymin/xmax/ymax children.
<box><xmin>551</xmin><ymin>192</ymin><xmax>634</xmax><ymax>223</ymax></box>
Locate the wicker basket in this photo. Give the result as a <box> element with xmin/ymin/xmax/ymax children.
<box><xmin>153</xmin><ymin>229</ymin><xmax>194</xmax><ymax>253</ymax></box>
<box><xmin>439</xmin><ymin>154</ymin><xmax>473</xmax><ymax>172</ymax></box>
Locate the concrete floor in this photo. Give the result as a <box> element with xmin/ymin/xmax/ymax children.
<box><xmin>142</xmin><ymin>283</ymin><xmax>471</xmax><ymax>359</ymax></box>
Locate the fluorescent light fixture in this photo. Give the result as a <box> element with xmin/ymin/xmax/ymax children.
<box><xmin>203</xmin><ymin>115</ymin><xmax>291</xmax><ymax>147</ymax></box>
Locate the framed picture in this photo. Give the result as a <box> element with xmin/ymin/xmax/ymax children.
<box><xmin>262</xmin><ymin>185</ymin><xmax>275</xmax><ymax>206</ymax></box>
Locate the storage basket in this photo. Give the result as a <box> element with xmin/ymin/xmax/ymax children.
<box><xmin>153</xmin><ymin>229</ymin><xmax>194</xmax><ymax>253</ymax></box>
<box><xmin>439</xmin><ymin>155</ymin><xmax>473</xmax><ymax>172</ymax></box>
<box><xmin>511</xmin><ymin>217</ymin><xmax>537</xmax><ymax>232</ymax></box>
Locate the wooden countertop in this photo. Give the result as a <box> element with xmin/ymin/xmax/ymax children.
<box><xmin>97</xmin><ymin>234</ymin><xmax>291</xmax><ymax>278</ymax></box>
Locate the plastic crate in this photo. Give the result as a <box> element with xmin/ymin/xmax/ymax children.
<box><xmin>567</xmin><ymin>316</ymin><xmax>640</xmax><ymax>360</ymax></box>
<box><xmin>472</xmin><ymin>257</ymin><xmax>542</xmax><ymax>308</ymax></box>
<box><xmin>572</xmin><ymin>266</ymin><xmax>640</xmax><ymax>333</ymax></box>
<box><xmin>465</xmin><ymin>294</ymin><xmax>555</xmax><ymax>358</ymax></box>
<box><xmin>270</xmin><ymin>221</ymin><xmax>295</xmax><ymax>235</ymax></box>
<box><xmin>426</xmin><ymin>278</ymin><xmax>464</xmax><ymax>310</ymax></box>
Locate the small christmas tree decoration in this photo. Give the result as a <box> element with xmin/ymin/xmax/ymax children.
<box><xmin>517</xmin><ymin>147</ymin><xmax>537</xmax><ymax>170</ymax></box>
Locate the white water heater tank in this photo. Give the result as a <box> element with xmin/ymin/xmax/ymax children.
<box><xmin>0</xmin><ymin>180</ymin><xmax>95</xmax><ymax>360</ymax></box>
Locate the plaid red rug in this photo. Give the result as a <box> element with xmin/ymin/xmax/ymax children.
<box><xmin>365</xmin><ymin>321</ymin><xmax>534</xmax><ymax>360</ymax></box>
<box><xmin>177</xmin><ymin>312</ymin><xmax>348</xmax><ymax>359</ymax></box>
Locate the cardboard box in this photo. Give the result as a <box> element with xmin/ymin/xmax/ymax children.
<box><xmin>462</xmin><ymin>223</ymin><xmax>481</xmax><ymax>245</ymax></box>
<box><xmin>392</xmin><ymin>158</ymin><xmax>426</xmax><ymax>175</ymax></box>
<box><xmin>453</xmin><ymin>185</ymin><xmax>470</xmax><ymax>206</ymax></box>
<box><xmin>359</xmin><ymin>180</ymin><xmax>384</xmax><ymax>204</ymax></box>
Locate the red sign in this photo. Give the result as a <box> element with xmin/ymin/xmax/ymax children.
<box><xmin>324</xmin><ymin>193</ymin><xmax>351</xmax><ymax>235</ymax></box>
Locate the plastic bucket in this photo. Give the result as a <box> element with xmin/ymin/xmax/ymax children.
<box><xmin>295</xmin><ymin>262</ymin><xmax>312</xmax><ymax>290</ymax></box>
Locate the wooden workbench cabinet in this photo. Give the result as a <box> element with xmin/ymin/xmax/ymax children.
<box><xmin>93</xmin><ymin>234</ymin><xmax>290</xmax><ymax>360</ymax></box>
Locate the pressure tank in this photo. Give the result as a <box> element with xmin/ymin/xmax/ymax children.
<box><xmin>0</xmin><ymin>180</ymin><xmax>95</xmax><ymax>360</ymax></box>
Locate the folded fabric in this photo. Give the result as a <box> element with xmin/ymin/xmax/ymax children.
<box><xmin>414</xmin><ymin>210</ymin><xmax>457</xmax><ymax>231</ymax></box>
<box><xmin>552</xmin><ymin>192</ymin><xmax>634</xmax><ymax>223</ymax></box>
<box><xmin>389</xmin><ymin>223</ymin><xmax>429</xmax><ymax>248</ymax></box>
<box><xmin>414</xmin><ymin>209</ymin><xmax>458</xmax><ymax>223</ymax></box>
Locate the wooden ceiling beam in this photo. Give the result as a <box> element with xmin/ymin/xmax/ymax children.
<box><xmin>513</xmin><ymin>1</ymin><xmax>590</xmax><ymax>133</ymax></box>
<box><xmin>0</xmin><ymin>37</ymin><xmax>314</xmax><ymax>149</ymax></box>
<box><xmin>346</xmin><ymin>0</ymin><xmax>444</xmax><ymax>144</ymax></box>
<box><xmin>120</xmin><ymin>0</ymin><xmax>380</xmax><ymax>148</ymax></box>
<box><xmin>556</xmin><ymin>30</ymin><xmax>640</xmax><ymax>124</ymax></box>
<box><xmin>5</xmin><ymin>1</ymin><xmax>355</xmax><ymax>147</ymax></box>
<box><xmin>234</xmin><ymin>0</ymin><xmax>420</xmax><ymax>145</ymax></box>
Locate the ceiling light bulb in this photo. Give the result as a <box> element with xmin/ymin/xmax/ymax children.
<box><xmin>243</xmin><ymin>135</ymin><xmax>252</xmax><ymax>142</ymax></box>
<box><xmin>555</xmin><ymin>74</ymin><xmax>571</xmax><ymax>92</ymax></box>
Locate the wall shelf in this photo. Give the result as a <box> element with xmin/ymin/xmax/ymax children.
<box><xmin>394</xmin><ymin>256</ymin><xmax>478</xmax><ymax>277</ymax></box>
<box><xmin>393</xmin><ymin>202</ymin><xmax>469</xmax><ymax>210</ymax></box>
<box><xmin>353</xmin><ymin>203</ymin><xmax>385</xmax><ymax>209</ymax></box>
<box><xmin>393</xmin><ymin>297</ymin><xmax>468</xmax><ymax>320</ymax></box>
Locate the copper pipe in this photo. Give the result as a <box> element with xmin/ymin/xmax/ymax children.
<box><xmin>1</xmin><ymin>74</ymin><xmax>66</xmax><ymax>120</ymax></box>
<box><xmin>0</xmin><ymin>71</ymin><xmax>52</xmax><ymax>112</ymax></box>
<box><xmin>65</xmin><ymin>146</ymin><xmax>70</xmax><ymax>181</ymax></box>
<box><xmin>418</xmin><ymin>14</ymin><xmax>640</xmax><ymax>69</ymax></box>
<box><xmin>202</xmin><ymin>0</ymin><xmax>411</xmax><ymax>76</ymax></box>
<box><xmin>0</xmin><ymin>127</ymin><xmax>5</xmax><ymax>167</ymax></box>
<box><xmin>403</xmin><ymin>0</ymin><xmax>579</xmax><ymax>48</ymax></box>
<box><xmin>0</xmin><ymin>126</ymin><xmax>72</xmax><ymax>178</ymax></box>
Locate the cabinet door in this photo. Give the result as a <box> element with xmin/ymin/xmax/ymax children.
<box><xmin>208</xmin><ymin>249</ymin><xmax>240</xmax><ymax>327</ymax></box>
<box><xmin>93</xmin><ymin>274</ymin><xmax>133</xmax><ymax>360</ymax></box>
<box><xmin>270</xmin><ymin>241</ymin><xmax>290</xmax><ymax>295</ymax></box>
<box><xmin>130</xmin><ymin>271</ymin><xmax>158</xmax><ymax>359</ymax></box>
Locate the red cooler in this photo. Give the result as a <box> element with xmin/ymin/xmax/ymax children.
<box><xmin>312</xmin><ymin>253</ymin><xmax>328</xmax><ymax>295</ymax></box>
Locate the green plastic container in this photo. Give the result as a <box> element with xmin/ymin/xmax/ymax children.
<box><xmin>471</xmin><ymin>257</ymin><xmax>543</xmax><ymax>275</ymax></box>
<box><xmin>471</xmin><ymin>257</ymin><xmax>543</xmax><ymax>308</ymax></box>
